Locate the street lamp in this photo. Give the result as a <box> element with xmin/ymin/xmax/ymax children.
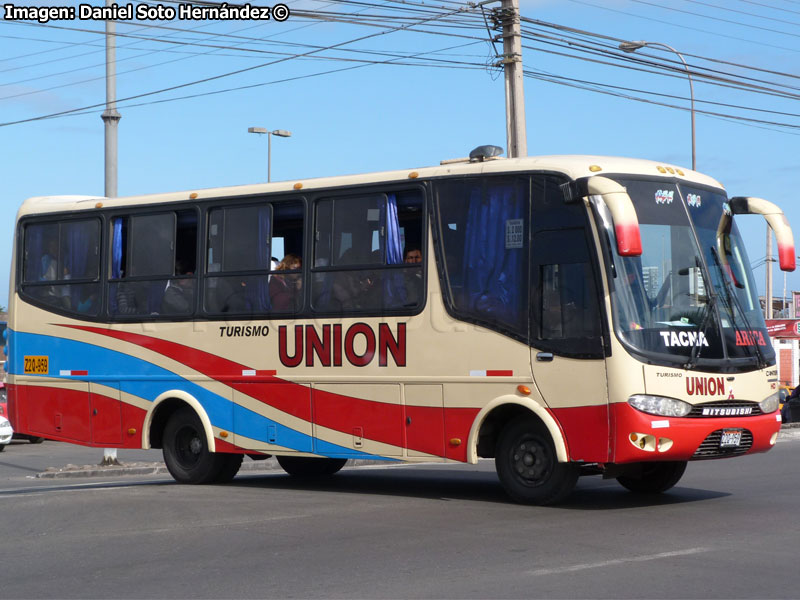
<box><xmin>248</xmin><ymin>127</ymin><xmax>292</xmax><ymax>182</ymax></box>
<box><xmin>619</xmin><ymin>40</ymin><xmax>696</xmax><ymax>171</ymax></box>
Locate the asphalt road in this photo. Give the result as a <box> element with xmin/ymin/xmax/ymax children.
<box><xmin>0</xmin><ymin>435</ymin><xmax>799</xmax><ymax>599</ymax></box>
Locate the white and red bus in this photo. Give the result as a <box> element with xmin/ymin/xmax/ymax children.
<box><xmin>7</xmin><ymin>149</ymin><xmax>793</xmax><ymax>504</ymax></box>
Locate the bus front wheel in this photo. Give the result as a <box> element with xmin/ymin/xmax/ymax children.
<box><xmin>495</xmin><ymin>418</ymin><xmax>579</xmax><ymax>505</ymax></box>
<box><xmin>616</xmin><ymin>461</ymin><xmax>687</xmax><ymax>493</ymax></box>
<box><xmin>277</xmin><ymin>456</ymin><xmax>347</xmax><ymax>477</ymax></box>
<box><xmin>162</xmin><ymin>407</ymin><xmax>241</xmax><ymax>484</ymax></box>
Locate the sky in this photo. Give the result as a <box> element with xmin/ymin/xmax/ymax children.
<box><xmin>1</xmin><ymin>0</ymin><xmax>799</xmax><ymax>311</ymax></box>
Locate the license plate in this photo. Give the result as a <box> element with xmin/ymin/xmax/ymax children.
<box><xmin>720</xmin><ymin>429</ymin><xmax>742</xmax><ymax>448</ymax></box>
<box><xmin>23</xmin><ymin>355</ymin><xmax>48</xmax><ymax>375</ymax></box>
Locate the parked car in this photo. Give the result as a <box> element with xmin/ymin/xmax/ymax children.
<box><xmin>0</xmin><ymin>383</ymin><xmax>44</xmax><ymax>444</ymax></box>
<box><xmin>781</xmin><ymin>386</ymin><xmax>800</xmax><ymax>424</ymax></box>
<box><xmin>0</xmin><ymin>416</ymin><xmax>12</xmax><ymax>450</ymax></box>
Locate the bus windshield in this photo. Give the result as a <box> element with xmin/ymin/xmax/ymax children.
<box><xmin>603</xmin><ymin>176</ymin><xmax>773</xmax><ymax>369</ymax></box>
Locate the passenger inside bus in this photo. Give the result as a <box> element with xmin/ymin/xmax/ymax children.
<box><xmin>269</xmin><ymin>254</ymin><xmax>303</xmax><ymax>311</ymax></box>
<box><xmin>161</xmin><ymin>261</ymin><xmax>194</xmax><ymax>315</ymax></box>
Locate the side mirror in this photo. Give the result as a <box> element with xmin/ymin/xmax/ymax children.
<box><xmin>564</xmin><ymin>176</ymin><xmax>642</xmax><ymax>256</ymax></box>
<box><xmin>730</xmin><ymin>197</ymin><xmax>795</xmax><ymax>272</ymax></box>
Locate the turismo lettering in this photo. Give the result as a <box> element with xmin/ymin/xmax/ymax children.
<box><xmin>686</xmin><ymin>376</ymin><xmax>725</xmax><ymax>396</ymax></box>
<box><xmin>279</xmin><ymin>323</ymin><xmax>406</xmax><ymax>368</ymax></box>
<box><xmin>659</xmin><ymin>331</ymin><xmax>709</xmax><ymax>347</ymax></box>
<box><xmin>219</xmin><ymin>325</ymin><xmax>270</xmax><ymax>338</ymax></box>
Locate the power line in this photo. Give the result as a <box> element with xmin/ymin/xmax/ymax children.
<box><xmin>0</xmin><ymin>1</ymin><xmax>483</xmax><ymax>127</ymax></box>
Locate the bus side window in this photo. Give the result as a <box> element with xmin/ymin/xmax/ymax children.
<box><xmin>204</xmin><ymin>200</ymin><xmax>304</xmax><ymax>317</ymax></box>
<box><xmin>531</xmin><ymin>231</ymin><xmax>603</xmax><ymax>355</ymax></box>
<box><xmin>311</xmin><ymin>191</ymin><xmax>423</xmax><ymax>314</ymax></box>
<box><xmin>21</xmin><ymin>219</ymin><xmax>101</xmax><ymax>316</ymax></box>
<box><xmin>109</xmin><ymin>210</ymin><xmax>197</xmax><ymax>318</ymax></box>
<box><xmin>434</xmin><ymin>177</ymin><xmax>529</xmax><ymax>338</ymax></box>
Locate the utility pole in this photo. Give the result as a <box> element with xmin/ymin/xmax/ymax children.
<box><xmin>766</xmin><ymin>225</ymin><xmax>773</xmax><ymax>320</ymax></box>
<box><xmin>102</xmin><ymin>0</ymin><xmax>121</xmax><ymax>198</ymax></box>
<box><xmin>499</xmin><ymin>0</ymin><xmax>527</xmax><ymax>158</ymax></box>
<box><xmin>101</xmin><ymin>0</ymin><xmax>121</xmax><ymax>466</ymax></box>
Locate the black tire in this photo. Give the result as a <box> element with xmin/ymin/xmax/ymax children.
<box><xmin>162</xmin><ymin>407</ymin><xmax>228</xmax><ymax>484</ymax></box>
<box><xmin>27</xmin><ymin>436</ymin><xmax>45</xmax><ymax>444</ymax></box>
<box><xmin>276</xmin><ymin>456</ymin><xmax>347</xmax><ymax>477</ymax></box>
<box><xmin>495</xmin><ymin>418</ymin><xmax>579</xmax><ymax>505</ymax></box>
<box><xmin>214</xmin><ymin>454</ymin><xmax>244</xmax><ymax>483</ymax></box>
<box><xmin>0</xmin><ymin>444</ymin><xmax>5</xmax><ymax>452</ymax></box>
<box><xmin>617</xmin><ymin>461</ymin><xmax>687</xmax><ymax>493</ymax></box>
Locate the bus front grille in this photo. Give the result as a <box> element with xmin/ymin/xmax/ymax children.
<box><xmin>692</xmin><ymin>429</ymin><xmax>753</xmax><ymax>460</ymax></box>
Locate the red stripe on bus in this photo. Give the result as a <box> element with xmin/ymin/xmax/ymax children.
<box><xmin>485</xmin><ymin>370</ymin><xmax>513</xmax><ymax>377</ymax></box>
<box><xmin>58</xmin><ymin>325</ymin><xmax>312</xmax><ymax>422</ymax></box>
<box><xmin>54</xmin><ymin>325</ymin><xmax>478</xmax><ymax>458</ymax></box>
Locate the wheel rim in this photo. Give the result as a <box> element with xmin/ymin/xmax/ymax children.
<box><xmin>510</xmin><ymin>436</ymin><xmax>552</xmax><ymax>487</ymax></box>
<box><xmin>174</xmin><ymin>425</ymin><xmax>204</xmax><ymax>468</ymax></box>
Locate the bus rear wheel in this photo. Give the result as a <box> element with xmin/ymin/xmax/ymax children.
<box><xmin>495</xmin><ymin>418</ymin><xmax>578</xmax><ymax>505</ymax></box>
<box><xmin>277</xmin><ymin>456</ymin><xmax>347</xmax><ymax>477</ymax></box>
<box><xmin>162</xmin><ymin>407</ymin><xmax>239</xmax><ymax>484</ymax></box>
<box><xmin>616</xmin><ymin>461</ymin><xmax>687</xmax><ymax>493</ymax></box>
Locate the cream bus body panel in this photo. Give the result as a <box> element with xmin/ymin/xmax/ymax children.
<box><xmin>7</xmin><ymin>233</ymin><xmax>540</xmax><ymax>464</ymax></box>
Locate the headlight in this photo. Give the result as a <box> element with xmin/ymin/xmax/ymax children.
<box><xmin>759</xmin><ymin>392</ymin><xmax>780</xmax><ymax>414</ymax></box>
<box><xmin>629</xmin><ymin>394</ymin><xmax>692</xmax><ymax>417</ymax></box>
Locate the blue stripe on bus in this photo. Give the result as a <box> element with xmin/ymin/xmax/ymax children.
<box><xmin>10</xmin><ymin>330</ymin><xmax>389</xmax><ymax>459</ymax></box>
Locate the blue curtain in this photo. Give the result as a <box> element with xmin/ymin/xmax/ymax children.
<box><xmin>462</xmin><ymin>185</ymin><xmax>524</xmax><ymax>325</ymax></box>
<box><xmin>247</xmin><ymin>206</ymin><xmax>271</xmax><ymax>311</ymax></box>
<box><xmin>24</xmin><ymin>225</ymin><xmax>45</xmax><ymax>282</ymax></box>
<box><xmin>111</xmin><ymin>218</ymin><xmax>123</xmax><ymax>279</ymax></box>
<box><xmin>64</xmin><ymin>221</ymin><xmax>92</xmax><ymax>308</ymax></box>
<box><xmin>109</xmin><ymin>218</ymin><xmax>123</xmax><ymax>313</ymax></box>
<box><xmin>383</xmin><ymin>194</ymin><xmax>407</xmax><ymax>307</ymax></box>
<box><xmin>386</xmin><ymin>194</ymin><xmax>403</xmax><ymax>265</ymax></box>
<box><xmin>64</xmin><ymin>221</ymin><xmax>91</xmax><ymax>279</ymax></box>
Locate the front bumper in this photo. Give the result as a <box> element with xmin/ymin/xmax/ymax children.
<box><xmin>611</xmin><ymin>401</ymin><xmax>782</xmax><ymax>463</ymax></box>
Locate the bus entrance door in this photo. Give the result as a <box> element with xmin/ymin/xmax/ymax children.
<box><xmin>530</xmin><ymin>226</ymin><xmax>610</xmax><ymax>463</ymax></box>
<box><xmin>530</xmin><ymin>354</ymin><xmax>609</xmax><ymax>463</ymax></box>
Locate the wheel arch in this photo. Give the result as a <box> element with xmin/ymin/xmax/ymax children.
<box><xmin>144</xmin><ymin>390</ymin><xmax>215</xmax><ymax>451</ymax></box>
<box><xmin>466</xmin><ymin>396</ymin><xmax>568</xmax><ymax>464</ymax></box>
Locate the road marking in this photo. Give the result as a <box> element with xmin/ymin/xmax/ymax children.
<box><xmin>526</xmin><ymin>547</ymin><xmax>712</xmax><ymax>576</ymax></box>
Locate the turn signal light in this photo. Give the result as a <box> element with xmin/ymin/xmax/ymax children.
<box><xmin>517</xmin><ymin>385</ymin><xmax>531</xmax><ymax>395</ymax></box>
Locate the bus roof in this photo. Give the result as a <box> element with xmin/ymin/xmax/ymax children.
<box><xmin>17</xmin><ymin>154</ymin><xmax>724</xmax><ymax>218</ymax></box>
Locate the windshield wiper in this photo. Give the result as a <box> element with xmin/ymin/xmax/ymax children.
<box><xmin>709</xmin><ymin>246</ymin><xmax>767</xmax><ymax>369</ymax></box>
<box><xmin>685</xmin><ymin>256</ymin><xmax>718</xmax><ymax>370</ymax></box>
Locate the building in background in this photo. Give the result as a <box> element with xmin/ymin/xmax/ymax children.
<box><xmin>765</xmin><ymin>319</ymin><xmax>800</xmax><ymax>389</ymax></box>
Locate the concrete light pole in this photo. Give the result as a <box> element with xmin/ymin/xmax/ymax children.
<box><xmin>248</xmin><ymin>127</ymin><xmax>292</xmax><ymax>182</ymax></box>
<box><xmin>101</xmin><ymin>0</ymin><xmax>121</xmax><ymax>466</ymax></box>
<box><xmin>102</xmin><ymin>0</ymin><xmax>121</xmax><ymax>198</ymax></box>
<box><xmin>619</xmin><ymin>40</ymin><xmax>696</xmax><ymax>171</ymax></box>
<box><xmin>500</xmin><ymin>0</ymin><xmax>527</xmax><ymax>158</ymax></box>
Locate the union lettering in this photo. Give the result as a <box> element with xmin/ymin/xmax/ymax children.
<box><xmin>686</xmin><ymin>376</ymin><xmax>725</xmax><ymax>396</ymax></box>
<box><xmin>278</xmin><ymin>323</ymin><xmax>406</xmax><ymax>368</ymax></box>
